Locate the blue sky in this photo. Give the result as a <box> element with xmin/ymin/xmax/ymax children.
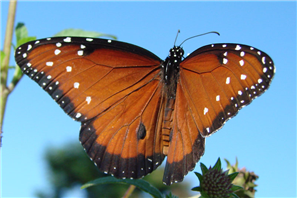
<box><xmin>1</xmin><ymin>1</ymin><xmax>296</xmax><ymax>197</ymax></box>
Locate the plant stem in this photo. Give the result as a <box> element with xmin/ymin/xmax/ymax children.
<box><xmin>0</xmin><ymin>0</ymin><xmax>17</xmax><ymax>146</ymax></box>
<box><xmin>123</xmin><ymin>185</ymin><xmax>136</xmax><ymax>198</ymax></box>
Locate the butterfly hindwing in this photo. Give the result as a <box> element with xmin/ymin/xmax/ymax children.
<box><xmin>163</xmin><ymin>82</ymin><xmax>205</xmax><ymax>185</ymax></box>
<box><xmin>80</xmin><ymin>77</ymin><xmax>166</xmax><ymax>179</ymax></box>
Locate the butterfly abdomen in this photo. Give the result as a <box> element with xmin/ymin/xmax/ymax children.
<box><xmin>162</xmin><ymin>97</ymin><xmax>175</xmax><ymax>155</ymax></box>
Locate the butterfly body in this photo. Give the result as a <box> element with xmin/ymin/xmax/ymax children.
<box><xmin>15</xmin><ymin>37</ymin><xmax>275</xmax><ymax>185</ymax></box>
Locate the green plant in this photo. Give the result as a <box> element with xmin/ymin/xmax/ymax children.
<box><xmin>192</xmin><ymin>158</ymin><xmax>243</xmax><ymax>198</ymax></box>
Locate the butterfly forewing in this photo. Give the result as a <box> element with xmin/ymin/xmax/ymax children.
<box><xmin>15</xmin><ymin>37</ymin><xmax>162</xmax><ymax>121</ymax></box>
<box><xmin>15</xmin><ymin>37</ymin><xmax>166</xmax><ymax>180</ymax></box>
<box><xmin>180</xmin><ymin>43</ymin><xmax>275</xmax><ymax>136</ymax></box>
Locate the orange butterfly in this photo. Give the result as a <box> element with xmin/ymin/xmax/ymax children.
<box><xmin>15</xmin><ymin>36</ymin><xmax>274</xmax><ymax>185</ymax></box>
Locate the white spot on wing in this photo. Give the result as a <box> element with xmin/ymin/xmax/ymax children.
<box><xmin>223</xmin><ymin>58</ymin><xmax>228</xmax><ymax>64</ymax></box>
<box><xmin>86</xmin><ymin>38</ymin><xmax>93</xmax><ymax>42</ymax></box>
<box><xmin>262</xmin><ymin>56</ymin><xmax>266</xmax><ymax>64</ymax></box>
<box><xmin>86</xmin><ymin>96</ymin><xmax>91</xmax><ymax>104</ymax></box>
<box><xmin>203</xmin><ymin>107</ymin><xmax>208</xmax><ymax>115</ymax></box>
<box><xmin>76</xmin><ymin>113</ymin><xmax>81</xmax><ymax>118</ymax></box>
<box><xmin>222</xmin><ymin>44</ymin><xmax>227</xmax><ymax>47</ymax></box>
<box><xmin>27</xmin><ymin>45</ymin><xmax>32</xmax><ymax>51</ymax></box>
<box><xmin>64</xmin><ymin>37</ymin><xmax>71</xmax><ymax>42</ymax></box>
<box><xmin>235</xmin><ymin>45</ymin><xmax>241</xmax><ymax>50</ymax></box>
<box><xmin>80</xmin><ymin>44</ymin><xmax>86</xmax><ymax>49</ymax></box>
<box><xmin>46</xmin><ymin>62</ymin><xmax>54</xmax><ymax>66</ymax></box>
<box><xmin>258</xmin><ymin>78</ymin><xmax>263</xmax><ymax>83</ymax></box>
<box><xmin>56</xmin><ymin>42</ymin><xmax>62</xmax><ymax>47</ymax></box>
<box><xmin>216</xmin><ymin>95</ymin><xmax>220</xmax><ymax>101</ymax></box>
<box><xmin>66</xmin><ymin>66</ymin><xmax>72</xmax><ymax>72</ymax></box>
<box><xmin>240</xmin><ymin>74</ymin><xmax>247</xmax><ymax>80</ymax></box>
<box><xmin>238</xmin><ymin>90</ymin><xmax>243</xmax><ymax>95</ymax></box>
<box><xmin>54</xmin><ymin>49</ymin><xmax>61</xmax><ymax>55</ymax></box>
<box><xmin>263</xmin><ymin>67</ymin><xmax>267</xmax><ymax>73</ymax></box>
<box><xmin>74</xmin><ymin>82</ymin><xmax>80</xmax><ymax>89</ymax></box>
<box><xmin>239</xmin><ymin>60</ymin><xmax>244</xmax><ymax>66</ymax></box>
<box><xmin>77</xmin><ymin>50</ymin><xmax>83</xmax><ymax>56</ymax></box>
<box><xmin>23</xmin><ymin>53</ymin><xmax>27</xmax><ymax>58</ymax></box>
<box><xmin>226</xmin><ymin>77</ymin><xmax>230</xmax><ymax>84</ymax></box>
<box><xmin>240</xmin><ymin>51</ymin><xmax>245</xmax><ymax>57</ymax></box>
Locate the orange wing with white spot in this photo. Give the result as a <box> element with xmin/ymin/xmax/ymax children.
<box><xmin>162</xmin><ymin>43</ymin><xmax>274</xmax><ymax>185</ymax></box>
<box><xmin>15</xmin><ymin>37</ymin><xmax>166</xmax><ymax>180</ymax></box>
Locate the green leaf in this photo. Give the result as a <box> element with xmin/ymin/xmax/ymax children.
<box><xmin>53</xmin><ymin>29</ymin><xmax>117</xmax><ymax>39</ymax></box>
<box><xmin>191</xmin><ymin>186</ymin><xmax>202</xmax><ymax>192</ymax></box>
<box><xmin>10</xmin><ymin>65</ymin><xmax>24</xmax><ymax>86</ymax></box>
<box><xmin>213</xmin><ymin>157</ymin><xmax>222</xmax><ymax>171</ymax></box>
<box><xmin>228</xmin><ymin>172</ymin><xmax>239</xmax><ymax>182</ymax></box>
<box><xmin>15</xmin><ymin>22</ymin><xmax>28</xmax><ymax>43</ymax></box>
<box><xmin>243</xmin><ymin>190</ymin><xmax>255</xmax><ymax>198</ymax></box>
<box><xmin>16</xmin><ymin>36</ymin><xmax>37</xmax><ymax>48</ymax></box>
<box><xmin>224</xmin><ymin>158</ymin><xmax>231</xmax><ymax>169</ymax></box>
<box><xmin>194</xmin><ymin>172</ymin><xmax>203</xmax><ymax>183</ymax></box>
<box><xmin>235</xmin><ymin>157</ymin><xmax>238</xmax><ymax>169</ymax></box>
<box><xmin>200</xmin><ymin>191</ymin><xmax>211</xmax><ymax>198</ymax></box>
<box><xmin>200</xmin><ymin>163</ymin><xmax>208</xmax><ymax>175</ymax></box>
<box><xmin>230</xmin><ymin>184</ymin><xmax>243</xmax><ymax>192</ymax></box>
<box><xmin>229</xmin><ymin>192</ymin><xmax>240</xmax><ymax>198</ymax></box>
<box><xmin>165</xmin><ymin>192</ymin><xmax>178</xmax><ymax>198</ymax></box>
<box><xmin>81</xmin><ymin>176</ymin><xmax>163</xmax><ymax>198</ymax></box>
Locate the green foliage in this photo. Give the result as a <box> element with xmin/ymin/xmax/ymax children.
<box><xmin>165</xmin><ymin>192</ymin><xmax>178</xmax><ymax>198</ymax></box>
<box><xmin>36</xmin><ymin>142</ymin><xmax>192</xmax><ymax>198</ymax></box>
<box><xmin>224</xmin><ymin>158</ymin><xmax>259</xmax><ymax>198</ymax></box>
<box><xmin>192</xmin><ymin>158</ymin><xmax>243</xmax><ymax>198</ymax></box>
<box><xmin>53</xmin><ymin>28</ymin><xmax>117</xmax><ymax>39</ymax></box>
<box><xmin>15</xmin><ymin>22</ymin><xmax>36</xmax><ymax>47</ymax></box>
<box><xmin>10</xmin><ymin>23</ymin><xmax>37</xmax><ymax>89</ymax></box>
<box><xmin>38</xmin><ymin>143</ymin><xmax>129</xmax><ymax>198</ymax></box>
<box><xmin>82</xmin><ymin>176</ymin><xmax>164</xmax><ymax>198</ymax></box>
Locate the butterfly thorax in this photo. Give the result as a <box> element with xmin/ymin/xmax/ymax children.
<box><xmin>161</xmin><ymin>46</ymin><xmax>184</xmax><ymax>155</ymax></box>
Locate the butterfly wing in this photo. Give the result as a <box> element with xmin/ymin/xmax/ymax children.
<box><xmin>15</xmin><ymin>37</ymin><xmax>166</xmax><ymax>179</ymax></box>
<box><xmin>163</xmin><ymin>43</ymin><xmax>275</xmax><ymax>185</ymax></box>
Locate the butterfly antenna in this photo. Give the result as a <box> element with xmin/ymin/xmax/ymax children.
<box><xmin>174</xmin><ymin>30</ymin><xmax>181</xmax><ymax>46</ymax></box>
<box><xmin>179</xmin><ymin>31</ymin><xmax>220</xmax><ymax>46</ymax></box>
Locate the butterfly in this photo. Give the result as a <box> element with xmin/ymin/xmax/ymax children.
<box><xmin>15</xmin><ymin>35</ymin><xmax>275</xmax><ymax>185</ymax></box>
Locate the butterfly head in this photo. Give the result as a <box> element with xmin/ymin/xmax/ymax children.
<box><xmin>169</xmin><ymin>46</ymin><xmax>184</xmax><ymax>60</ymax></box>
